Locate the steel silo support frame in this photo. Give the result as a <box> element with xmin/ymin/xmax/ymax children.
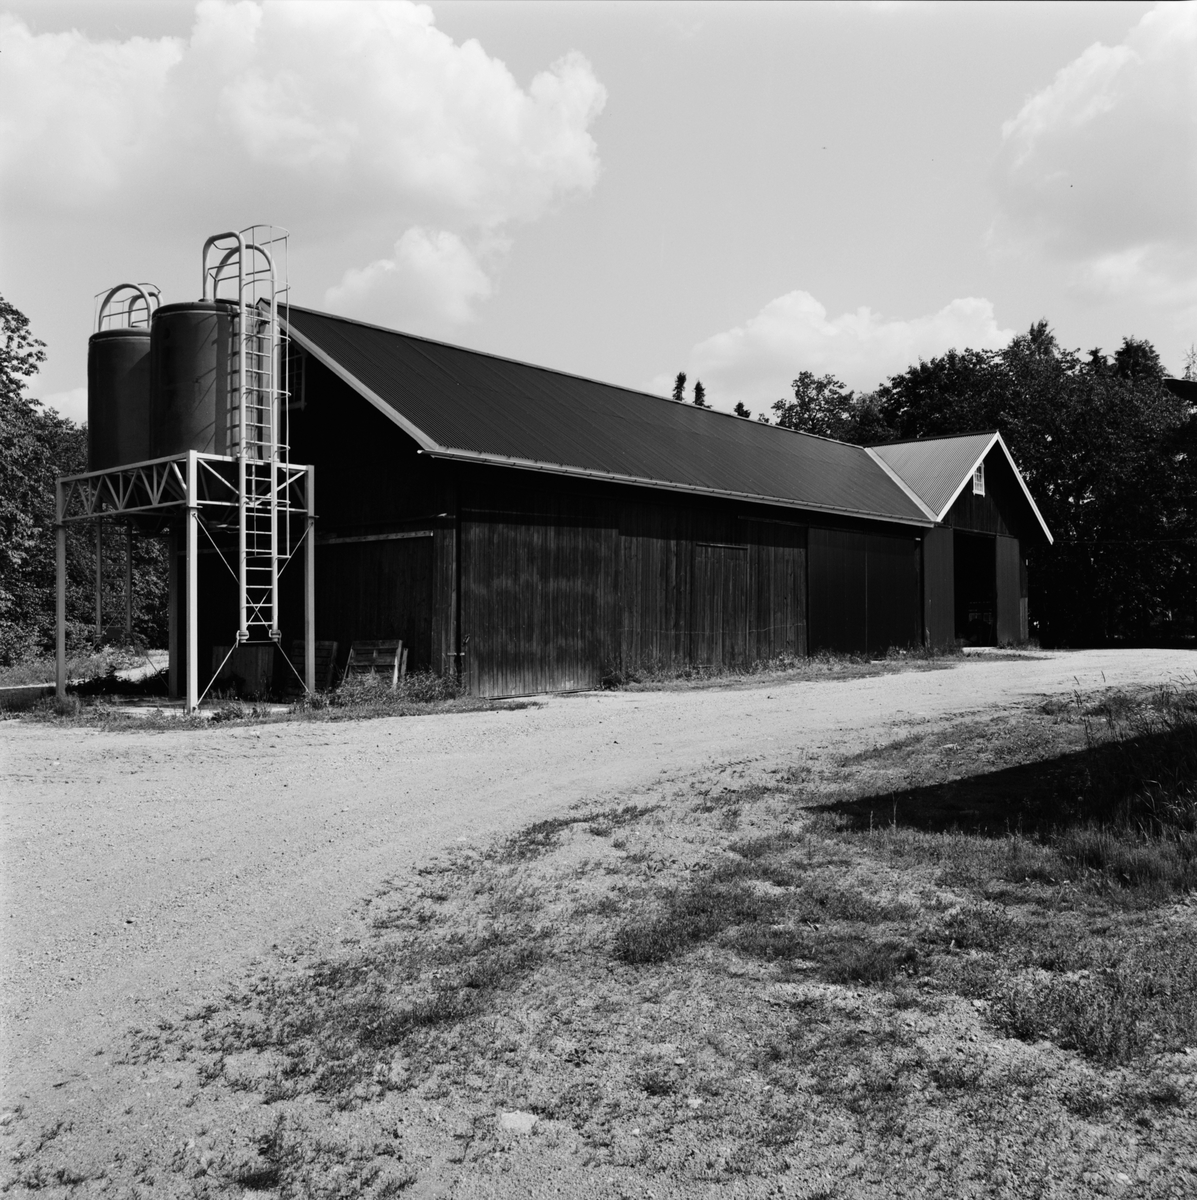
<box><xmin>305</xmin><ymin>465</ymin><xmax>316</xmax><ymax>696</ymax></box>
<box><xmin>55</xmin><ymin>482</ymin><xmax>65</xmax><ymax>703</ymax></box>
<box><xmin>185</xmin><ymin>451</ymin><xmax>200</xmax><ymax>713</ymax></box>
<box><xmin>54</xmin><ymin>450</ymin><xmax>315</xmax><ymax>714</ymax></box>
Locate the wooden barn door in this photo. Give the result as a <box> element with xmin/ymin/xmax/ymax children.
<box><xmin>691</xmin><ymin>544</ymin><xmax>748</xmax><ymax>668</ymax></box>
<box><xmin>460</xmin><ymin>516</ymin><xmax>617</xmax><ymax>698</ymax></box>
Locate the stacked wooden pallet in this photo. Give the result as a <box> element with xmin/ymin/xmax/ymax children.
<box><xmin>342</xmin><ymin>639</ymin><xmax>407</xmax><ymax>690</ymax></box>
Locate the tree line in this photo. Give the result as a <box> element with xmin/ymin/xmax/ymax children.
<box><xmin>0</xmin><ymin>296</ymin><xmax>167</xmax><ymax>665</ymax></box>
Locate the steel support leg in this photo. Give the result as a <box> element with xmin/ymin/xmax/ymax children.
<box><xmin>168</xmin><ymin>525</ymin><xmax>179</xmax><ymax>699</ymax></box>
<box><xmin>95</xmin><ymin>521</ymin><xmax>103</xmax><ymax>644</ymax></box>
<box><xmin>305</xmin><ymin>466</ymin><xmax>316</xmax><ymax>694</ymax></box>
<box><xmin>125</xmin><ymin>521</ymin><xmax>133</xmax><ymax>642</ymax></box>
<box><xmin>186</xmin><ymin>452</ymin><xmax>199</xmax><ymax>714</ymax></box>
<box><xmin>55</xmin><ymin>482</ymin><xmax>65</xmax><ymax>702</ymax></box>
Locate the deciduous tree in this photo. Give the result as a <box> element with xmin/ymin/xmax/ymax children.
<box><xmin>0</xmin><ymin>296</ymin><xmax>167</xmax><ymax>663</ymax></box>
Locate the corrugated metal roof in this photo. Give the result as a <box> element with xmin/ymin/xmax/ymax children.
<box><xmin>284</xmin><ymin>305</ymin><xmax>931</xmax><ymax>526</ymax></box>
<box><xmin>872</xmin><ymin>431</ymin><xmax>1053</xmax><ymax>543</ymax></box>
<box><xmin>871</xmin><ymin>432</ymin><xmax>997</xmax><ymax>518</ymax></box>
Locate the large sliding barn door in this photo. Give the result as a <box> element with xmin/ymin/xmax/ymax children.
<box><xmin>691</xmin><ymin>544</ymin><xmax>749</xmax><ymax>668</ymax></box>
<box><xmin>809</xmin><ymin>527</ymin><xmax>921</xmax><ymax>654</ymax></box>
<box><xmin>461</xmin><ymin>516</ymin><xmax>617</xmax><ymax>698</ymax></box>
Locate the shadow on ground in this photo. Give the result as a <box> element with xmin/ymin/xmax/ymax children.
<box><xmin>814</xmin><ymin>728</ymin><xmax>1194</xmax><ymax>838</ymax></box>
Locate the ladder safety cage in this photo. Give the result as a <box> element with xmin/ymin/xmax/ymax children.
<box><xmin>201</xmin><ymin>227</ymin><xmax>294</xmax><ymax>651</ymax></box>
<box><xmin>94</xmin><ymin>282</ymin><xmax>161</xmax><ymax>332</ymax></box>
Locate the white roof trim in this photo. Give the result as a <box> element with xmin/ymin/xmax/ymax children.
<box><xmin>865</xmin><ymin>448</ymin><xmax>938</xmax><ymax>522</ymax></box>
<box><xmin>935</xmin><ymin>432</ymin><xmax>1053</xmax><ymax>544</ymax></box>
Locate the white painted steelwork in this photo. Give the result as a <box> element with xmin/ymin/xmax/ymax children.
<box><xmin>56</xmin><ymin>227</ymin><xmax>316</xmax><ymax>712</ymax></box>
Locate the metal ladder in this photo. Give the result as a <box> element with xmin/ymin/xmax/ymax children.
<box><xmin>203</xmin><ymin>227</ymin><xmax>291</xmax><ymax>646</ymax></box>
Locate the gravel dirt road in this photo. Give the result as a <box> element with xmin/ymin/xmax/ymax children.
<box><xmin>3</xmin><ymin>648</ymin><xmax>1193</xmax><ymax>1120</ymax></box>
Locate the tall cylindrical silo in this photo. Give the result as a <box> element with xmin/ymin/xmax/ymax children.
<box><xmin>149</xmin><ymin>301</ymin><xmax>234</xmax><ymax>458</ymax></box>
<box><xmin>87</xmin><ymin>327</ymin><xmax>152</xmax><ymax>471</ymax></box>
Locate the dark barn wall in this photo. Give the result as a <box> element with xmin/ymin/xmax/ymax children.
<box><xmin>287</xmin><ymin>353</ymin><xmax>455</xmax><ymax>532</ymax></box>
<box><xmin>459</xmin><ymin>490</ymin><xmax>619</xmax><ymax>698</ymax></box>
<box><xmin>942</xmin><ymin>451</ymin><xmax>1031</xmax><ymax>540</ymax></box>
<box><xmin>286</xmin><ymin>353</ymin><xmax>458</xmax><ymax>674</ymax></box>
<box><xmin>319</xmin><ymin>534</ymin><xmax>435</xmax><ymax>671</ymax></box>
<box><xmin>456</xmin><ymin>476</ymin><xmax>809</xmax><ymax>697</ymax></box>
<box><xmin>944</xmin><ymin>449</ymin><xmax>1038</xmax><ymax>646</ymax></box>
<box><xmin>808</xmin><ymin>527</ymin><xmax>922</xmax><ymax>654</ymax></box>
<box><xmin>292</xmin><ymin>347</ymin><xmax>924</xmax><ymax>695</ymax></box>
<box><xmin>922</xmin><ymin>526</ymin><xmax>955</xmax><ymax>648</ymax></box>
<box><xmin>995</xmin><ymin>533</ymin><xmax>1022</xmax><ymax>645</ymax></box>
<box><xmin>616</xmin><ymin>504</ymin><xmax>807</xmax><ymax>675</ymax></box>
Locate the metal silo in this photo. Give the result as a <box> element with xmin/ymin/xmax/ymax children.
<box><xmin>87</xmin><ymin>284</ymin><xmax>158</xmax><ymax>470</ymax></box>
<box><xmin>149</xmin><ymin>300</ymin><xmax>235</xmax><ymax>458</ymax></box>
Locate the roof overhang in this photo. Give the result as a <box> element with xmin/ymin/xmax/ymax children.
<box><xmin>284</xmin><ymin>317</ymin><xmax>935</xmax><ymax>529</ymax></box>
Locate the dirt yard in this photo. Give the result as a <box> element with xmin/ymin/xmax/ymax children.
<box><xmin>2</xmin><ymin>648</ymin><xmax>1195</xmax><ymax>1198</ymax></box>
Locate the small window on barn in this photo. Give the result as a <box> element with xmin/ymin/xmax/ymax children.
<box><xmin>972</xmin><ymin>464</ymin><xmax>985</xmax><ymax>496</ymax></box>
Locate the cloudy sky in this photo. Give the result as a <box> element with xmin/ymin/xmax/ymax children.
<box><xmin>2</xmin><ymin>0</ymin><xmax>1193</xmax><ymax>424</ymax></box>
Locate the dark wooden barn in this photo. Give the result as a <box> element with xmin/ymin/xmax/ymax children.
<box><xmin>872</xmin><ymin>433</ymin><xmax>1053</xmax><ymax>648</ymax></box>
<box><xmin>189</xmin><ymin>307</ymin><xmax>1051</xmax><ymax>697</ymax></box>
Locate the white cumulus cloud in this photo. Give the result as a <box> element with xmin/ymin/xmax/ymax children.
<box><xmin>0</xmin><ymin>0</ymin><xmax>606</xmax><ymax>327</ymax></box>
<box><xmin>325</xmin><ymin>228</ymin><xmax>495</xmax><ymax>329</ymax></box>
<box><xmin>992</xmin><ymin>3</ymin><xmax>1197</xmax><ymax>314</ymax></box>
<box><xmin>664</xmin><ymin>291</ymin><xmax>1013</xmax><ymax>410</ymax></box>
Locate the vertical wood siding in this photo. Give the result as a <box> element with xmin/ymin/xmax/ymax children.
<box><xmin>944</xmin><ymin>451</ymin><xmax>1037</xmax><ymax>542</ymax></box>
<box><xmin>995</xmin><ymin>534</ymin><xmax>1022</xmax><ymax>645</ymax></box>
<box><xmin>461</xmin><ymin>513</ymin><xmax>618</xmax><ymax>698</ymax></box>
<box><xmin>617</xmin><ymin>502</ymin><xmax>692</xmax><ymax>671</ymax></box>
<box><xmin>809</xmin><ymin>527</ymin><xmax>921</xmax><ymax>653</ymax></box>
<box><xmin>691</xmin><ymin>544</ymin><xmax>749</xmax><ymax>667</ymax></box>
<box><xmin>866</xmin><ymin>532</ymin><xmax>921</xmax><ymax>654</ymax></box>
<box><xmin>617</xmin><ymin>506</ymin><xmax>807</xmax><ymax>673</ymax></box>
<box><xmin>809</xmin><ymin>529</ymin><xmax>867</xmax><ymax>652</ymax></box>
<box><xmin>922</xmin><ymin>526</ymin><xmax>956</xmax><ymax>648</ymax></box>
<box><xmin>433</xmin><ymin>526</ymin><xmax>457</xmax><ymax>676</ymax></box>
<box><xmin>744</xmin><ymin>520</ymin><xmax>808</xmax><ymax>661</ymax></box>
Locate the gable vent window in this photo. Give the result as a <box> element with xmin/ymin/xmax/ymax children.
<box><xmin>972</xmin><ymin>464</ymin><xmax>986</xmax><ymax>496</ymax></box>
